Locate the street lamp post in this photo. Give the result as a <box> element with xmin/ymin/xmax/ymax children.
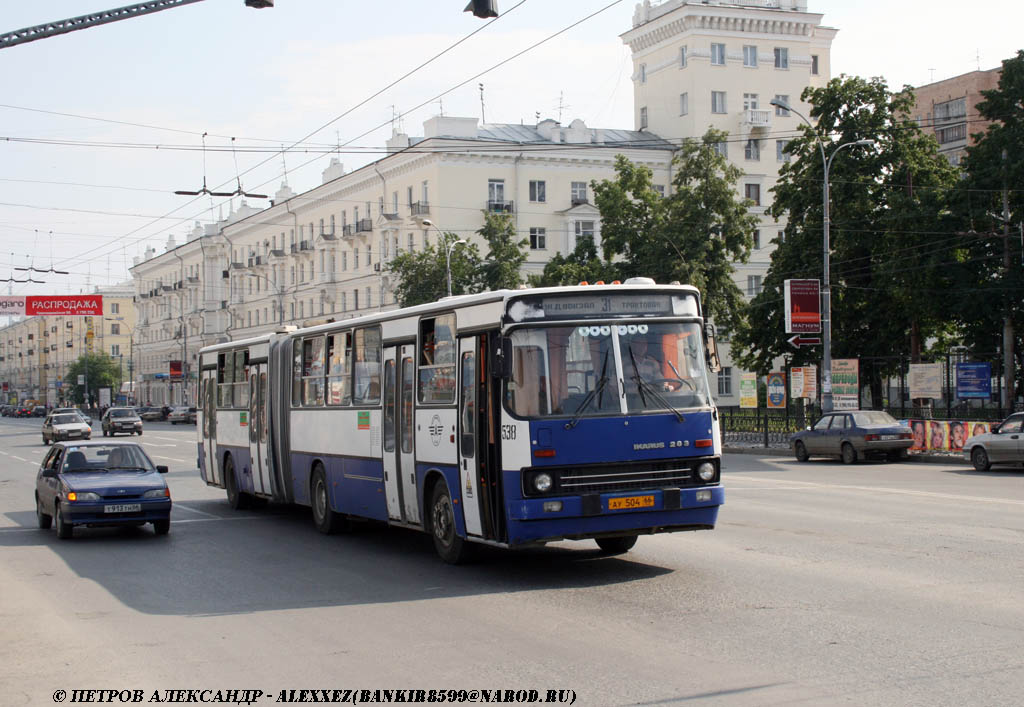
<box><xmin>770</xmin><ymin>98</ymin><xmax>874</xmax><ymax>412</ymax></box>
<box><xmin>245</xmin><ymin>272</ymin><xmax>288</xmax><ymax>325</ymax></box>
<box><xmin>421</xmin><ymin>219</ymin><xmax>467</xmax><ymax>298</ymax></box>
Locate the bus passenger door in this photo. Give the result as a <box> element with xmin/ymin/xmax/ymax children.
<box><xmin>458</xmin><ymin>337</ymin><xmax>483</xmax><ymax>537</ymax></box>
<box><xmin>203</xmin><ymin>369</ymin><xmax>220</xmax><ymax>485</ymax></box>
<box><xmin>248</xmin><ymin>366</ymin><xmax>270</xmax><ymax>496</ymax></box>
<box><xmin>398</xmin><ymin>345</ymin><xmax>419</xmax><ymax>524</ymax></box>
<box><xmin>381</xmin><ymin>346</ymin><xmax>403</xmax><ymax>521</ymax></box>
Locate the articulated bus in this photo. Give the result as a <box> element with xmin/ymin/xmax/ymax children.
<box><xmin>197</xmin><ymin>279</ymin><xmax>724</xmax><ymax>563</ymax></box>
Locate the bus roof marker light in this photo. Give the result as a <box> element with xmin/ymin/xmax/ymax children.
<box><xmin>623</xmin><ymin>277</ymin><xmax>656</xmax><ymax>285</ymax></box>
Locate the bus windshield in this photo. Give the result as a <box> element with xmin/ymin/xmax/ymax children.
<box><xmin>505</xmin><ymin>321</ymin><xmax>712</xmax><ymax>419</ymax></box>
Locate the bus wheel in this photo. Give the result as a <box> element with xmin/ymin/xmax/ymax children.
<box><xmin>224</xmin><ymin>456</ymin><xmax>249</xmax><ymax>510</ymax></box>
<box><xmin>596</xmin><ymin>536</ymin><xmax>638</xmax><ymax>554</ymax></box>
<box><xmin>311</xmin><ymin>465</ymin><xmax>347</xmax><ymax>534</ymax></box>
<box><xmin>429</xmin><ymin>481</ymin><xmax>470</xmax><ymax>564</ymax></box>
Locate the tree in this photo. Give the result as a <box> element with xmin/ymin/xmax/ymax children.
<box><xmin>529</xmin><ymin>234</ymin><xmax>621</xmax><ymax>287</ymax></box>
<box><xmin>731</xmin><ymin>75</ymin><xmax>960</xmax><ymax>406</ymax></box>
<box><xmin>476</xmin><ymin>211</ymin><xmax>528</xmax><ymax>291</ymax></box>
<box><xmin>955</xmin><ymin>50</ymin><xmax>1024</xmax><ymax>405</ymax></box>
<box><xmin>389</xmin><ymin>234</ymin><xmax>482</xmax><ymax>307</ymax></box>
<box><xmin>593</xmin><ymin>129</ymin><xmax>758</xmax><ymax>333</ymax></box>
<box><xmin>64</xmin><ymin>352</ymin><xmax>121</xmax><ymax>406</ymax></box>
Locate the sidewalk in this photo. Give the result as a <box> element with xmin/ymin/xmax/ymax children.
<box><xmin>723</xmin><ymin>442</ymin><xmax>965</xmax><ymax>464</ymax></box>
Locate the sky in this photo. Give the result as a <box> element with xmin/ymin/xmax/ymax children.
<box><xmin>0</xmin><ymin>0</ymin><xmax>1020</xmax><ymax>296</ymax></box>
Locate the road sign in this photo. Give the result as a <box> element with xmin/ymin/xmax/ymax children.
<box><xmin>787</xmin><ymin>334</ymin><xmax>822</xmax><ymax>348</ymax></box>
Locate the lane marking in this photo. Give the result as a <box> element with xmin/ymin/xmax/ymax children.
<box><xmin>172</xmin><ymin>503</ymin><xmax>221</xmax><ymax>519</ymax></box>
<box><xmin>12</xmin><ymin>455</ymin><xmax>27</xmax><ymax>462</ymax></box>
<box><xmin>729</xmin><ymin>474</ymin><xmax>1024</xmax><ymax>507</ymax></box>
<box><xmin>152</xmin><ymin>455</ymin><xmax>187</xmax><ymax>463</ymax></box>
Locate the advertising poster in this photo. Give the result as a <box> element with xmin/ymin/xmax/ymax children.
<box><xmin>739</xmin><ymin>372</ymin><xmax>758</xmax><ymax>408</ymax></box>
<box><xmin>790</xmin><ymin>365</ymin><xmax>818</xmax><ymax>401</ymax></box>
<box><xmin>956</xmin><ymin>362</ymin><xmax>992</xmax><ymax>399</ymax></box>
<box><xmin>909</xmin><ymin>363</ymin><xmax>943</xmax><ymax>400</ymax></box>
<box><xmin>906</xmin><ymin>419</ymin><xmax>989</xmax><ymax>452</ymax></box>
<box><xmin>784</xmin><ymin>279</ymin><xmax>821</xmax><ymax>333</ymax></box>
<box><xmin>766</xmin><ymin>371</ymin><xmax>786</xmax><ymax>409</ymax></box>
<box><xmin>831</xmin><ymin>359</ymin><xmax>859</xmax><ymax>410</ymax></box>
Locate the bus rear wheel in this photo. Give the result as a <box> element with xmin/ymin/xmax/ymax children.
<box><xmin>224</xmin><ymin>456</ymin><xmax>249</xmax><ymax>510</ymax></box>
<box><xmin>311</xmin><ymin>466</ymin><xmax>348</xmax><ymax>534</ymax></box>
<box><xmin>430</xmin><ymin>481</ymin><xmax>471</xmax><ymax>564</ymax></box>
<box><xmin>596</xmin><ymin>535</ymin><xmax>638</xmax><ymax>554</ymax></box>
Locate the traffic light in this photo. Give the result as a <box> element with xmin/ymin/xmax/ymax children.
<box><xmin>464</xmin><ymin>0</ymin><xmax>498</xmax><ymax>19</ymax></box>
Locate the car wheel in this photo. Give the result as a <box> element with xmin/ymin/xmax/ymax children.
<box><xmin>36</xmin><ymin>495</ymin><xmax>52</xmax><ymax>530</ymax></box>
<box><xmin>841</xmin><ymin>442</ymin><xmax>857</xmax><ymax>465</ymax></box>
<box><xmin>971</xmin><ymin>446</ymin><xmax>991</xmax><ymax>472</ymax></box>
<box><xmin>794</xmin><ymin>440</ymin><xmax>809</xmax><ymax>462</ymax></box>
<box><xmin>596</xmin><ymin>535</ymin><xmax>639</xmax><ymax>554</ymax></box>
<box><xmin>429</xmin><ymin>480</ymin><xmax>471</xmax><ymax>564</ymax></box>
<box><xmin>152</xmin><ymin>519</ymin><xmax>170</xmax><ymax>535</ymax></box>
<box><xmin>42</xmin><ymin>436</ymin><xmax>49</xmax><ymax>446</ymax></box>
<box><xmin>136</xmin><ymin>429</ymin><xmax>142</xmax><ymax>436</ymax></box>
<box><xmin>310</xmin><ymin>465</ymin><xmax>347</xmax><ymax>534</ymax></box>
<box><xmin>224</xmin><ymin>456</ymin><xmax>249</xmax><ymax>510</ymax></box>
<box><xmin>55</xmin><ymin>503</ymin><xmax>73</xmax><ymax>539</ymax></box>
<box><xmin>102</xmin><ymin>429</ymin><xmax>108</xmax><ymax>437</ymax></box>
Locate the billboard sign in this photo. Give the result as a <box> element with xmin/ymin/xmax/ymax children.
<box><xmin>739</xmin><ymin>372</ymin><xmax>758</xmax><ymax>408</ymax></box>
<box><xmin>169</xmin><ymin>360</ymin><xmax>183</xmax><ymax>380</ymax></box>
<box><xmin>766</xmin><ymin>371</ymin><xmax>786</xmax><ymax>409</ymax></box>
<box><xmin>909</xmin><ymin>363</ymin><xmax>943</xmax><ymax>400</ymax></box>
<box><xmin>956</xmin><ymin>362</ymin><xmax>991</xmax><ymax>399</ymax></box>
<box><xmin>791</xmin><ymin>365</ymin><xmax>818</xmax><ymax>401</ymax></box>
<box><xmin>784</xmin><ymin>279</ymin><xmax>821</xmax><ymax>334</ymax></box>
<box><xmin>0</xmin><ymin>295</ymin><xmax>103</xmax><ymax>316</ymax></box>
<box><xmin>832</xmin><ymin>359</ymin><xmax>859</xmax><ymax>410</ymax></box>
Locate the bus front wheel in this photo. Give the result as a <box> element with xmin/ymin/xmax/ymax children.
<box><xmin>224</xmin><ymin>456</ymin><xmax>249</xmax><ymax>510</ymax></box>
<box><xmin>429</xmin><ymin>481</ymin><xmax>471</xmax><ymax>564</ymax></box>
<box><xmin>311</xmin><ymin>465</ymin><xmax>348</xmax><ymax>534</ymax></box>
<box><xmin>596</xmin><ymin>535</ymin><xmax>638</xmax><ymax>554</ymax></box>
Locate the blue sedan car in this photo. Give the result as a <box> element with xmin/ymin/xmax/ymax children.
<box><xmin>35</xmin><ymin>440</ymin><xmax>172</xmax><ymax>539</ymax></box>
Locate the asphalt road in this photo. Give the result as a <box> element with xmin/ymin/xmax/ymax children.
<box><xmin>2</xmin><ymin>416</ymin><xmax>1023</xmax><ymax>706</ymax></box>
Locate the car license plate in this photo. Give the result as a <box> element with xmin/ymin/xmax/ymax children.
<box><xmin>880</xmin><ymin>434</ymin><xmax>898</xmax><ymax>440</ymax></box>
<box><xmin>104</xmin><ymin>503</ymin><xmax>142</xmax><ymax>514</ymax></box>
<box><xmin>608</xmin><ymin>495</ymin><xmax>655</xmax><ymax>510</ymax></box>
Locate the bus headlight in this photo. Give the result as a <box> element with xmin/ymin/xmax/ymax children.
<box><xmin>696</xmin><ymin>462</ymin><xmax>716</xmax><ymax>482</ymax></box>
<box><xmin>533</xmin><ymin>473</ymin><xmax>553</xmax><ymax>493</ymax></box>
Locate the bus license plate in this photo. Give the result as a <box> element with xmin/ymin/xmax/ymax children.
<box><xmin>104</xmin><ymin>503</ymin><xmax>141</xmax><ymax>514</ymax></box>
<box><xmin>608</xmin><ymin>495</ymin><xmax>655</xmax><ymax>510</ymax></box>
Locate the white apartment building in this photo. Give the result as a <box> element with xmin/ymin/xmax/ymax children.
<box><xmin>623</xmin><ymin>0</ymin><xmax>835</xmax><ymax>402</ymax></box>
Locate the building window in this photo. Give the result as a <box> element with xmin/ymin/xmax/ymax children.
<box><xmin>714</xmin><ymin>141</ymin><xmax>728</xmax><ymax>159</ymax></box>
<box><xmin>111</xmin><ymin>303</ymin><xmax>120</xmax><ymax>314</ymax></box>
<box><xmin>777</xmin><ymin>139</ymin><xmax>791</xmax><ymax>162</ymax></box>
<box><xmin>811</xmin><ymin>54</ymin><xmax>819</xmax><ymax>75</ymax></box>
<box><xmin>408</xmin><ymin>233</ymin><xmax>415</xmax><ymax>252</ymax></box>
<box><xmin>653</xmin><ymin>184</ymin><xmax>665</xmax><ymax>197</ymax></box>
<box><xmin>747</xmin><ymin>275</ymin><xmax>763</xmax><ymax>296</ymax></box>
<box><xmin>574</xmin><ymin>220</ymin><xmax>595</xmax><ymax>248</ymax></box>
<box><xmin>937</xmin><ymin>123</ymin><xmax>968</xmax><ymax>144</ymax></box>
<box><xmin>752</xmin><ymin>229</ymin><xmax>761</xmax><ymax>249</ymax></box>
<box><xmin>354</xmin><ymin>249</ymin><xmax>360</xmax><ymax>269</ymax></box>
<box><xmin>342</xmin><ymin>252</ymin><xmax>348</xmax><ymax>271</ymax></box>
<box><xmin>743</xmin><ymin>93</ymin><xmax>759</xmax><ymax>110</ymax></box>
<box><xmin>488</xmin><ymin>179</ymin><xmax>505</xmax><ymax>204</ymax></box>
<box><xmin>422</xmin><ymin>180</ymin><xmax>429</xmax><ymax>204</ymax></box>
<box><xmin>407</xmin><ymin>186</ymin><xmax>414</xmax><ymax>208</ymax></box>
<box><xmin>110</xmin><ymin>323</ymin><xmax>121</xmax><ymax>335</ymax></box>
<box><xmin>679</xmin><ymin>92</ymin><xmax>688</xmax><ymax>115</ymax></box>
<box><xmin>745</xmin><ymin>184</ymin><xmax>761</xmax><ymax>206</ymax></box>
<box><xmin>529</xmin><ymin>180</ymin><xmax>546</xmax><ymax>203</ymax></box>
<box><xmin>639</xmin><ymin>106</ymin><xmax>648</xmax><ymax>129</ymax></box>
<box><xmin>774</xmin><ymin>94</ymin><xmax>790</xmax><ymax>116</ymax></box>
<box><xmin>774</xmin><ymin>47</ymin><xmax>789</xmax><ymax>69</ymax></box>
<box><xmin>711</xmin><ymin>91</ymin><xmax>727</xmax><ymax>114</ymax></box>
<box><xmin>529</xmin><ymin>227</ymin><xmax>546</xmax><ymax>250</ymax></box>
<box><xmin>778</xmin><ymin>229</ymin><xmax>786</xmax><ymax>243</ymax></box>
<box><xmin>111</xmin><ymin>344</ymin><xmax>120</xmax><ymax>356</ymax></box>
<box><xmin>679</xmin><ymin>46</ymin><xmax>687</xmax><ymax>67</ymax></box>
<box><xmin>571</xmin><ymin>181</ymin><xmax>587</xmax><ymax>204</ymax></box>
<box><xmin>711</xmin><ymin>43</ymin><xmax>725</xmax><ymax>65</ymax></box>
<box><xmin>717</xmin><ymin>367</ymin><xmax>733</xmax><ymax>396</ymax></box>
<box><xmin>743</xmin><ymin>45</ymin><xmax>757</xmax><ymax>67</ymax></box>
<box><xmin>745</xmin><ymin>139</ymin><xmax>760</xmax><ymax>161</ymax></box>
<box><xmin>639</xmin><ymin>63</ymin><xmax>646</xmax><ymax>83</ymax></box>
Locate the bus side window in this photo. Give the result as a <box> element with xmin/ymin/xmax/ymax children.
<box><xmin>418</xmin><ymin>314</ymin><xmax>456</xmax><ymax>404</ymax></box>
<box><xmin>460</xmin><ymin>351</ymin><xmax>475</xmax><ymax>457</ymax></box>
<box><xmin>353</xmin><ymin>327</ymin><xmax>382</xmax><ymax>405</ymax></box>
<box><xmin>292</xmin><ymin>341</ymin><xmax>303</xmax><ymax>407</ymax></box>
<box><xmin>327</xmin><ymin>331</ymin><xmax>352</xmax><ymax>406</ymax></box>
<box><xmin>383</xmin><ymin>359</ymin><xmax>396</xmax><ymax>452</ymax></box>
<box><xmin>302</xmin><ymin>336</ymin><xmax>325</xmax><ymax>406</ymax></box>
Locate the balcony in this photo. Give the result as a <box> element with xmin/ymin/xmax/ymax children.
<box><xmin>571</xmin><ymin>196</ymin><xmax>589</xmax><ymax>207</ymax></box>
<box><xmin>356</xmin><ymin>219</ymin><xmax>373</xmax><ymax>234</ymax></box>
<box><xmin>270</xmin><ymin>248</ymin><xmax>286</xmax><ymax>259</ymax></box>
<box><xmin>299</xmin><ymin>240</ymin><xmax>313</xmax><ymax>252</ymax></box>
<box><xmin>319</xmin><ymin>229</ymin><xmax>337</xmax><ymax>241</ymax></box>
<box><xmin>410</xmin><ymin>201</ymin><xmax>430</xmax><ymax>216</ymax></box>
<box><xmin>741</xmin><ymin>108</ymin><xmax>772</xmax><ymax>131</ymax></box>
<box><xmin>186</xmin><ymin>276</ymin><xmax>200</xmax><ymax>286</ymax></box>
<box><xmin>289</xmin><ymin>243</ymin><xmax>298</xmax><ymax>254</ymax></box>
<box><xmin>342</xmin><ymin>224</ymin><xmax>356</xmax><ymax>238</ymax></box>
<box><xmin>488</xmin><ymin>200</ymin><xmax>514</xmax><ymax>213</ymax></box>
<box><xmin>230</xmin><ymin>261</ymin><xmax>246</xmax><ymax>269</ymax></box>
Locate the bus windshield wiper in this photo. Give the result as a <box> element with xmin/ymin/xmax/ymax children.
<box><xmin>628</xmin><ymin>346</ymin><xmax>685</xmax><ymax>423</ymax></box>
<box><xmin>564</xmin><ymin>349</ymin><xmax>611</xmax><ymax>430</ymax></box>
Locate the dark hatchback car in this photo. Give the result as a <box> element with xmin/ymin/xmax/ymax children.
<box><xmin>102</xmin><ymin>407</ymin><xmax>143</xmax><ymax>436</ymax></box>
<box><xmin>791</xmin><ymin>410</ymin><xmax>914</xmax><ymax>464</ymax></box>
<box><xmin>35</xmin><ymin>440</ymin><xmax>171</xmax><ymax>539</ymax></box>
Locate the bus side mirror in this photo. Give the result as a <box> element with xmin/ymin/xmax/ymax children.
<box><xmin>491</xmin><ymin>337</ymin><xmax>512</xmax><ymax>378</ymax></box>
<box><xmin>704</xmin><ymin>322</ymin><xmax>721</xmax><ymax>373</ymax></box>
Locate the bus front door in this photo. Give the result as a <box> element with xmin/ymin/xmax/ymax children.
<box><xmin>203</xmin><ymin>369</ymin><xmax>220</xmax><ymax>486</ymax></box>
<box><xmin>381</xmin><ymin>346</ymin><xmax>403</xmax><ymax>521</ymax></box>
<box><xmin>248</xmin><ymin>366</ymin><xmax>270</xmax><ymax>496</ymax></box>
<box><xmin>398</xmin><ymin>344</ymin><xmax>420</xmax><ymax>524</ymax></box>
<box><xmin>458</xmin><ymin>337</ymin><xmax>483</xmax><ymax>537</ymax></box>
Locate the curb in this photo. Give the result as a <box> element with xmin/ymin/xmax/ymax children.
<box><xmin>723</xmin><ymin>446</ymin><xmax>964</xmax><ymax>464</ymax></box>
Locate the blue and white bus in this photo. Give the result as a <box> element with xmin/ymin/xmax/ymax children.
<box><xmin>197</xmin><ymin>279</ymin><xmax>724</xmax><ymax>562</ymax></box>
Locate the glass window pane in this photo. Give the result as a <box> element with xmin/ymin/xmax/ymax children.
<box><xmin>354</xmin><ymin>327</ymin><xmax>382</xmax><ymax>405</ymax></box>
<box><xmin>460</xmin><ymin>350</ymin><xmax>476</xmax><ymax>457</ymax></box>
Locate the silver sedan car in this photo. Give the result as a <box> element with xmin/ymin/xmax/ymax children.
<box><xmin>963</xmin><ymin>412</ymin><xmax>1024</xmax><ymax>471</ymax></box>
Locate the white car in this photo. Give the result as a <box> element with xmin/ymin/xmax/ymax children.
<box><xmin>167</xmin><ymin>406</ymin><xmax>197</xmax><ymax>424</ymax></box>
<box><xmin>42</xmin><ymin>413</ymin><xmax>93</xmax><ymax>445</ymax></box>
<box><xmin>964</xmin><ymin>412</ymin><xmax>1024</xmax><ymax>471</ymax></box>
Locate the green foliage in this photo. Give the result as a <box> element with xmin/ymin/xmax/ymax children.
<box><xmin>64</xmin><ymin>352</ymin><xmax>121</xmax><ymax>405</ymax></box>
<box><xmin>476</xmin><ymin>211</ymin><xmax>528</xmax><ymax>291</ymax></box>
<box><xmin>593</xmin><ymin>130</ymin><xmax>757</xmax><ymax>332</ymax></box>
<box><xmin>731</xmin><ymin>75</ymin><xmax>960</xmax><ymax>383</ymax></box>
<box><xmin>389</xmin><ymin>235</ymin><xmax>482</xmax><ymax>308</ymax></box>
<box><xmin>530</xmin><ymin>235</ymin><xmax>620</xmax><ymax>287</ymax></box>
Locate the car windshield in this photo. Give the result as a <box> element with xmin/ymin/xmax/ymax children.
<box><xmin>852</xmin><ymin>411</ymin><xmax>898</xmax><ymax>426</ymax></box>
<box><xmin>110</xmin><ymin>409</ymin><xmax>137</xmax><ymax>418</ymax></box>
<box><xmin>61</xmin><ymin>445</ymin><xmax>155</xmax><ymax>472</ymax></box>
<box><xmin>506</xmin><ymin>321</ymin><xmax>713</xmax><ymax>419</ymax></box>
<box><xmin>52</xmin><ymin>414</ymin><xmax>79</xmax><ymax>425</ymax></box>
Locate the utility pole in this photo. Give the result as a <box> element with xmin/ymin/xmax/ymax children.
<box><xmin>1001</xmin><ymin>149</ymin><xmax>1015</xmax><ymax>411</ymax></box>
